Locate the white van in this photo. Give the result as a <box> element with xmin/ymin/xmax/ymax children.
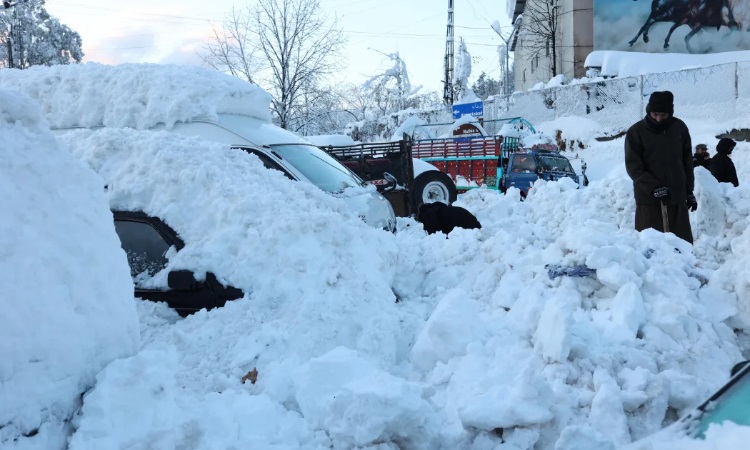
<box><xmin>0</xmin><ymin>63</ymin><xmax>396</xmax><ymax>232</ymax></box>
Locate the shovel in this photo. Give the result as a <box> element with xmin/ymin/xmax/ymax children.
<box><xmin>661</xmin><ymin>203</ymin><xmax>670</xmax><ymax>233</ymax></box>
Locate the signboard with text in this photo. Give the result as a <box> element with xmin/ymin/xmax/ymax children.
<box><xmin>452</xmin><ymin>101</ymin><xmax>483</xmax><ymax>119</ymax></box>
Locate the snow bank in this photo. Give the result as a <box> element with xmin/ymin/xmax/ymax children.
<box><xmin>0</xmin><ymin>63</ymin><xmax>273</xmax><ymax>130</ymax></box>
<box><xmin>585</xmin><ymin>50</ymin><xmax>750</xmax><ymax>78</ymax></box>
<box><xmin>388</xmin><ymin>136</ymin><xmax>747</xmax><ymax>449</ymax></box>
<box><xmin>61</xmin><ymin>128</ymin><xmax>427</xmax><ymax>448</ymax></box>
<box><xmin>0</xmin><ymin>89</ymin><xmax>138</xmax><ymax>448</ymax></box>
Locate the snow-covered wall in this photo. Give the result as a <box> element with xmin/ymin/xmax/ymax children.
<box><xmin>0</xmin><ymin>88</ymin><xmax>139</xmax><ymax>448</ymax></box>
<box><xmin>0</xmin><ymin>63</ymin><xmax>273</xmax><ymax>130</ymax></box>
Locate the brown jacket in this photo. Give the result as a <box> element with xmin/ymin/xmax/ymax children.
<box><xmin>625</xmin><ymin>117</ymin><xmax>694</xmax><ymax>205</ymax></box>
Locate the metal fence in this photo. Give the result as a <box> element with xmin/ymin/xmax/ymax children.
<box><xmin>483</xmin><ymin>61</ymin><xmax>747</xmax><ymax>135</ymax></box>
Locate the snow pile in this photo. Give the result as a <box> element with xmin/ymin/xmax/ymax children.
<box><xmin>60</xmin><ymin>129</ymin><xmax>426</xmax><ymax>449</ymax></box>
<box><xmin>0</xmin><ymin>63</ymin><xmax>273</xmax><ymax>129</ymax></box>
<box><xmin>0</xmin><ymin>89</ymin><xmax>138</xmax><ymax>448</ymax></box>
<box><xmin>390</xmin><ymin>156</ymin><xmax>744</xmax><ymax>448</ymax></box>
<box><xmin>584</xmin><ymin>50</ymin><xmax>750</xmax><ymax>78</ymax></box>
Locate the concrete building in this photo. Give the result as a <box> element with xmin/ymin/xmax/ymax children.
<box><xmin>510</xmin><ymin>0</ymin><xmax>593</xmax><ymax>92</ymax></box>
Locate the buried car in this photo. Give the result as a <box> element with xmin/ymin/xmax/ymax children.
<box><xmin>0</xmin><ymin>63</ymin><xmax>396</xmax><ymax>232</ymax></box>
<box><xmin>62</xmin><ymin>127</ymin><xmax>393</xmax><ymax>316</ymax></box>
<box><xmin>624</xmin><ymin>360</ymin><xmax>750</xmax><ymax>448</ymax></box>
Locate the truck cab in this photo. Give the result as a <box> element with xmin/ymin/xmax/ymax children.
<box><xmin>502</xmin><ymin>147</ymin><xmax>583</xmax><ymax>196</ymax></box>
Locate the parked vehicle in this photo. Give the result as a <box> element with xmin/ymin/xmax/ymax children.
<box><xmin>320</xmin><ymin>137</ymin><xmax>457</xmax><ymax>216</ymax></box>
<box><xmin>113</xmin><ymin>211</ymin><xmax>243</xmax><ymax>316</ymax></box>
<box><xmin>322</xmin><ymin>127</ymin><xmax>587</xmax><ymax>214</ymax></box>
<box><xmin>624</xmin><ymin>360</ymin><xmax>750</xmax><ymax>448</ymax></box>
<box><xmin>57</xmin><ymin>115</ymin><xmax>397</xmax><ymax>232</ymax></box>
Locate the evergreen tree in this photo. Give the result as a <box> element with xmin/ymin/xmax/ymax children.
<box><xmin>471</xmin><ymin>72</ymin><xmax>501</xmax><ymax>100</ymax></box>
<box><xmin>0</xmin><ymin>0</ymin><xmax>83</xmax><ymax>69</ymax></box>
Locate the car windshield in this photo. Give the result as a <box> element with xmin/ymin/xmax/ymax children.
<box><xmin>270</xmin><ymin>144</ymin><xmax>363</xmax><ymax>194</ymax></box>
<box><xmin>691</xmin><ymin>368</ymin><xmax>750</xmax><ymax>438</ymax></box>
<box><xmin>537</xmin><ymin>155</ymin><xmax>575</xmax><ymax>174</ymax></box>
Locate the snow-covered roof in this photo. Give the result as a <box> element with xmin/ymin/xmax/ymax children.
<box><xmin>0</xmin><ymin>63</ymin><xmax>273</xmax><ymax>130</ymax></box>
<box><xmin>0</xmin><ymin>88</ymin><xmax>138</xmax><ymax>446</ymax></box>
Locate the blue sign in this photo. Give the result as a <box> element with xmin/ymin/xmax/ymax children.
<box><xmin>452</xmin><ymin>101</ymin><xmax>483</xmax><ymax>119</ymax></box>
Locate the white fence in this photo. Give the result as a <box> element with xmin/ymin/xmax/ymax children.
<box><xmin>482</xmin><ymin>61</ymin><xmax>749</xmax><ymax>136</ymax></box>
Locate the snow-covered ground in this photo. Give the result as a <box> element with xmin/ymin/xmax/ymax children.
<box><xmin>0</xmin><ymin>88</ymin><xmax>138</xmax><ymax>449</ymax></box>
<box><xmin>3</xmin><ymin>63</ymin><xmax>750</xmax><ymax>450</ymax></box>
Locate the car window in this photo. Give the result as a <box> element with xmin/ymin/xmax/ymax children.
<box><xmin>270</xmin><ymin>144</ymin><xmax>363</xmax><ymax>193</ymax></box>
<box><xmin>512</xmin><ymin>154</ymin><xmax>536</xmax><ymax>173</ymax></box>
<box><xmin>537</xmin><ymin>155</ymin><xmax>575</xmax><ymax>174</ymax></box>
<box><xmin>114</xmin><ymin>220</ymin><xmax>171</xmax><ymax>286</ymax></box>
<box><xmin>692</xmin><ymin>370</ymin><xmax>750</xmax><ymax>438</ymax></box>
<box><xmin>244</xmin><ymin>149</ymin><xmax>295</xmax><ymax>180</ymax></box>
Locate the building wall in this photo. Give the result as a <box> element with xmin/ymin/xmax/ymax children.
<box><xmin>513</xmin><ymin>0</ymin><xmax>593</xmax><ymax>92</ymax></box>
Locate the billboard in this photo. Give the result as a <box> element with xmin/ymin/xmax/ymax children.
<box><xmin>594</xmin><ymin>0</ymin><xmax>750</xmax><ymax>54</ymax></box>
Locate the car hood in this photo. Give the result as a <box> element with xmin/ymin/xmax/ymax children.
<box><xmin>336</xmin><ymin>189</ymin><xmax>396</xmax><ymax>232</ymax></box>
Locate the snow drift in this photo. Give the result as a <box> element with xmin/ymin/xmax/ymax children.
<box><xmin>0</xmin><ymin>88</ymin><xmax>138</xmax><ymax>449</ymax></box>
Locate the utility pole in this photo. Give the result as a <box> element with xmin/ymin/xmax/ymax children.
<box><xmin>443</xmin><ymin>0</ymin><xmax>454</xmax><ymax>106</ymax></box>
<box><xmin>491</xmin><ymin>24</ymin><xmax>513</xmax><ymax>97</ymax></box>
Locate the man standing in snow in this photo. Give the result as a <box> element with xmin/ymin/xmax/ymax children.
<box><xmin>625</xmin><ymin>91</ymin><xmax>696</xmax><ymax>244</ymax></box>
<box><xmin>710</xmin><ymin>137</ymin><xmax>739</xmax><ymax>187</ymax></box>
<box><xmin>693</xmin><ymin>143</ymin><xmax>711</xmax><ymax>170</ymax></box>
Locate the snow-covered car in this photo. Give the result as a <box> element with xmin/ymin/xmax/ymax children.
<box><xmin>623</xmin><ymin>360</ymin><xmax>750</xmax><ymax>448</ymax></box>
<box><xmin>113</xmin><ymin>210</ymin><xmax>244</xmax><ymax>316</ymax></box>
<box><xmin>0</xmin><ymin>63</ymin><xmax>396</xmax><ymax>233</ymax></box>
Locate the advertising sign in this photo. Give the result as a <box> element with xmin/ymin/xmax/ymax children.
<box><xmin>452</xmin><ymin>101</ymin><xmax>483</xmax><ymax>119</ymax></box>
<box><xmin>594</xmin><ymin>0</ymin><xmax>750</xmax><ymax>54</ymax></box>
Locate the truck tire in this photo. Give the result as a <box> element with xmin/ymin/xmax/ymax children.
<box><xmin>410</xmin><ymin>171</ymin><xmax>458</xmax><ymax>212</ymax></box>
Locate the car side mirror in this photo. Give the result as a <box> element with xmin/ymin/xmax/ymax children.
<box><xmin>168</xmin><ymin>270</ymin><xmax>199</xmax><ymax>291</ymax></box>
<box><xmin>535</xmin><ymin>166</ymin><xmax>544</xmax><ymax>178</ymax></box>
<box><xmin>383</xmin><ymin>172</ymin><xmax>397</xmax><ymax>192</ymax></box>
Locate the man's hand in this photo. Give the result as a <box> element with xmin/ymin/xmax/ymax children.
<box><xmin>687</xmin><ymin>192</ymin><xmax>698</xmax><ymax>212</ymax></box>
<box><xmin>652</xmin><ymin>186</ymin><xmax>670</xmax><ymax>204</ymax></box>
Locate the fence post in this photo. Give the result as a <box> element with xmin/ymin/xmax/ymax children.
<box><xmin>736</xmin><ymin>62</ymin><xmax>739</xmax><ymax>100</ymax></box>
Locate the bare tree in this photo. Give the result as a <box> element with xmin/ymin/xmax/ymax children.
<box><xmin>520</xmin><ymin>0</ymin><xmax>561</xmax><ymax>77</ymax></box>
<box><xmin>200</xmin><ymin>0</ymin><xmax>344</xmax><ymax>130</ymax></box>
<box><xmin>199</xmin><ymin>6</ymin><xmax>259</xmax><ymax>83</ymax></box>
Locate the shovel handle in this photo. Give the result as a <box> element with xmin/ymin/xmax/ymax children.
<box><xmin>660</xmin><ymin>203</ymin><xmax>670</xmax><ymax>233</ymax></box>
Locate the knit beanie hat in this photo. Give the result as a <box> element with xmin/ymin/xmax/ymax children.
<box><xmin>717</xmin><ymin>137</ymin><xmax>736</xmax><ymax>154</ymax></box>
<box><xmin>646</xmin><ymin>91</ymin><xmax>674</xmax><ymax>115</ymax></box>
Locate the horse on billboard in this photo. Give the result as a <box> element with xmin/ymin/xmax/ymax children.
<box><xmin>627</xmin><ymin>0</ymin><xmax>739</xmax><ymax>53</ymax></box>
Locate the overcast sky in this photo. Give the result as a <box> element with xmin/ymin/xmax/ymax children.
<box><xmin>45</xmin><ymin>0</ymin><xmax>513</xmax><ymax>93</ymax></box>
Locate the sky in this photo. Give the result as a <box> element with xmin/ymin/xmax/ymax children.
<box><xmin>4</xmin><ymin>62</ymin><xmax>750</xmax><ymax>449</ymax></box>
<box><xmin>44</xmin><ymin>0</ymin><xmax>514</xmax><ymax>93</ymax></box>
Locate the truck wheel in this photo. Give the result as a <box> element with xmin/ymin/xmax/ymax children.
<box><xmin>410</xmin><ymin>171</ymin><xmax>458</xmax><ymax>212</ymax></box>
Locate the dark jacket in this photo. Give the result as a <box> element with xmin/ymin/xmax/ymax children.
<box><xmin>693</xmin><ymin>154</ymin><xmax>711</xmax><ymax>170</ymax></box>
<box><xmin>625</xmin><ymin>117</ymin><xmax>694</xmax><ymax>205</ymax></box>
<box><xmin>710</xmin><ymin>152</ymin><xmax>739</xmax><ymax>187</ymax></box>
<box><xmin>417</xmin><ymin>202</ymin><xmax>481</xmax><ymax>235</ymax></box>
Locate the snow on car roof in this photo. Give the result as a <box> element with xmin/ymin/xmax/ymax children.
<box><xmin>0</xmin><ymin>63</ymin><xmax>272</xmax><ymax>130</ymax></box>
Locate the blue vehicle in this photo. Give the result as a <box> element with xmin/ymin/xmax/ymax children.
<box><xmin>500</xmin><ymin>145</ymin><xmax>588</xmax><ymax>197</ymax></box>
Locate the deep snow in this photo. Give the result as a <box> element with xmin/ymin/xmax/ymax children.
<box><xmin>0</xmin><ymin>88</ymin><xmax>138</xmax><ymax>449</ymax></box>
<box><xmin>3</xmin><ymin>63</ymin><xmax>750</xmax><ymax>449</ymax></box>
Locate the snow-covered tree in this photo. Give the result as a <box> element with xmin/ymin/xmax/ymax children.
<box><xmin>452</xmin><ymin>38</ymin><xmax>472</xmax><ymax>101</ymax></box>
<box><xmin>471</xmin><ymin>72</ymin><xmax>500</xmax><ymax>100</ymax></box>
<box><xmin>0</xmin><ymin>0</ymin><xmax>83</xmax><ymax>69</ymax></box>
<box><xmin>363</xmin><ymin>51</ymin><xmax>422</xmax><ymax>116</ymax></box>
